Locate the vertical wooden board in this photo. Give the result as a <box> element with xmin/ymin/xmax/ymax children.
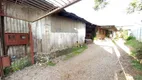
<box><xmin>0</xmin><ymin>16</ymin><xmax>1</xmax><ymax>76</ymax></box>
<box><xmin>49</xmin><ymin>15</ymin><xmax>86</xmax><ymax>52</ymax></box>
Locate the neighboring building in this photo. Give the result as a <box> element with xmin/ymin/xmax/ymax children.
<box><xmin>96</xmin><ymin>25</ymin><xmax>117</xmax><ymax>39</ymax></box>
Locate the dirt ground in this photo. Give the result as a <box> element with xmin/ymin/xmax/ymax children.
<box><xmin>4</xmin><ymin>39</ymin><xmax>142</xmax><ymax>80</ymax></box>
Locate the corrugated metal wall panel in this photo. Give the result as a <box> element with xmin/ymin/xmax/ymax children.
<box><xmin>132</xmin><ymin>26</ymin><xmax>142</xmax><ymax>42</ymax></box>
<box><xmin>4</xmin><ymin>17</ymin><xmax>29</xmax><ymax>33</ymax></box>
<box><xmin>4</xmin><ymin>17</ymin><xmax>29</xmax><ymax>58</ymax></box>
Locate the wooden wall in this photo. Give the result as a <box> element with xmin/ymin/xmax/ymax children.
<box><xmin>31</xmin><ymin>15</ymin><xmax>86</xmax><ymax>54</ymax></box>
<box><xmin>1</xmin><ymin>2</ymin><xmax>86</xmax><ymax>56</ymax></box>
<box><xmin>96</xmin><ymin>27</ymin><xmax>106</xmax><ymax>39</ymax></box>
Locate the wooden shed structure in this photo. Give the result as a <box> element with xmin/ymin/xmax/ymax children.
<box><xmin>96</xmin><ymin>25</ymin><xmax>117</xmax><ymax>39</ymax></box>
<box><xmin>0</xmin><ymin>0</ymin><xmax>87</xmax><ymax>77</ymax></box>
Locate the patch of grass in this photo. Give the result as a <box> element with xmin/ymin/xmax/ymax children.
<box><xmin>131</xmin><ymin>60</ymin><xmax>142</xmax><ymax>71</ymax></box>
<box><xmin>130</xmin><ymin>50</ymin><xmax>137</xmax><ymax>57</ymax></box>
<box><xmin>125</xmin><ymin>36</ymin><xmax>142</xmax><ymax>75</ymax></box>
<box><xmin>3</xmin><ymin>56</ymin><xmax>32</xmax><ymax>76</ymax></box>
<box><xmin>93</xmin><ymin>37</ymin><xmax>97</xmax><ymax>40</ymax></box>
<box><xmin>112</xmin><ymin>39</ymin><xmax>116</xmax><ymax>44</ymax></box>
<box><xmin>64</xmin><ymin>44</ymin><xmax>87</xmax><ymax>60</ymax></box>
<box><xmin>47</xmin><ymin>61</ymin><xmax>56</xmax><ymax>66</ymax></box>
<box><xmin>122</xmin><ymin>30</ymin><xmax>129</xmax><ymax>40</ymax></box>
<box><xmin>125</xmin><ymin>36</ymin><xmax>138</xmax><ymax>48</ymax></box>
<box><xmin>134</xmin><ymin>75</ymin><xmax>142</xmax><ymax>80</ymax></box>
<box><xmin>126</xmin><ymin>36</ymin><xmax>136</xmax><ymax>41</ymax></box>
<box><xmin>11</xmin><ymin>56</ymin><xmax>31</xmax><ymax>72</ymax></box>
<box><xmin>125</xmin><ymin>36</ymin><xmax>142</xmax><ymax>59</ymax></box>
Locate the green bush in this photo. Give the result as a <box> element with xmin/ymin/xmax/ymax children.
<box><xmin>122</xmin><ymin>30</ymin><xmax>129</xmax><ymax>40</ymax></box>
<box><xmin>125</xmin><ymin>36</ymin><xmax>142</xmax><ymax>71</ymax></box>
<box><xmin>125</xmin><ymin>36</ymin><xmax>142</xmax><ymax>59</ymax></box>
<box><xmin>126</xmin><ymin>36</ymin><xmax>136</xmax><ymax>41</ymax></box>
<box><xmin>3</xmin><ymin>56</ymin><xmax>32</xmax><ymax>76</ymax></box>
<box><xmin>134</xmin><ymin>75</ymin><xmax>142</xmax><ymax>80</ymax></box>
<box><xmin>131</xmin><ymin>60</ymin><xmax>142</xmax><ymax>71</ymax></box>
<box><xmin>93</xmin><ymin>37</ymin><xmax>97</xmax><ymax>40</ymax></box>
<box><xmin>125</xmin><ymin>36</ymin><xmax>139</xmax><ymax>48</ymax></box>
<box><xmin>47</xmin><ymin>61</ymin><xmax>56</xmax><ymax>66</ymax></box>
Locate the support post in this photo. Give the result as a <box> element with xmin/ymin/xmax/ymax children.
<box><xmin>28</xmin><ymin>24</ymin><xmax>34</xmax><ymax>64</ymax></box>
<box><xmin>0</xmin><ymin>0</ymin><xmax>4</xmax><ymax>77</ymax></box>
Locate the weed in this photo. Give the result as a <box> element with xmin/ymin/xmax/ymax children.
<box><xmin>3</xmin><ymin>56</ymin><xmax>32</xmax><ymax>76</ymax></box>
<box><xmin>126</xmin><ymin>36</ymin><xmax>136</xmax><ymax>41</ymax></box>
<box><xmin>122</xmin><ymin>30</ymin><xmax>129</xmax><ymax>40</ymax></box>
<box><xmin>131</xmin><ymin>60</ymin><xmax>142</xmax><ymax>71</ymax></box>
<box><xmin>134</xmin><ymin>75</ymin><xmax>142</xmax><ymax>80</ymax></box>
<box><xmin>64</xmin><ymin>44</ymin><xmax>87</xmax><ymax>60</ymax></box>
<box><xmin>130</xmin><ymin>51</ymin><xmax>137</xmax><ymax>57</ymax></box>
<box><xmin>47</xmin><ymin>61</ymin><xmax>56</xmax><ymax>66</ymax></box>
<box><xmin>125</xmin><ymin>36</ymin><xmax>142</xmax><ymax>59</ymax></box>
<box><xmin>112</xmin><ymin>39</ymin><xmax>116</xmax><ymax>44</ymax></box>
<box><xmin>93</xmin><ymin>37</ymin><xmax>97</xmax><ymax>40</ymax></box>
<box><xmin>3</xmin><ymin>67</ymin><xmax>12</xmax><ymax>76</ymax></box>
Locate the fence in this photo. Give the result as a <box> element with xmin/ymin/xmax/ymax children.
<box><xmin>131</xmin><ymin>25</ymin><xmax>142</xmax><ymax>42</ymax></box>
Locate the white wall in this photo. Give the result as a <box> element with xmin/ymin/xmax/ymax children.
<box><xmin>131</xmin><ymin>25</ymin><xmax>142</xmax><ymax>42</ymax></box>
<box><xmin>123</xmin><ymin>24</ymin><xmax>142</xmax><ymax>42</ymax></box>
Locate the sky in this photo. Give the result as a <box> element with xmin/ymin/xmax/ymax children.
<box><xmin>65</xmin><ymin>0</ymin><xmax>142</xmax><ymax>26</ymax></box>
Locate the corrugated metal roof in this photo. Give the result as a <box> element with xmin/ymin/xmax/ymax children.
<box><xmin>58</xmin><ymin>10</ymin><xmax>96</xmax><ymax>26</ymax></box>
<box><xmin>6</xmin><ymin>0</ymin><xmax>78</xmax><ymax>12</ymax></box>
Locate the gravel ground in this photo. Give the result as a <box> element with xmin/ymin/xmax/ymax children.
<box><xmin>4</xmin><ymin>39</ymin><xmax>127</xmax><ymax>80</ymax></box>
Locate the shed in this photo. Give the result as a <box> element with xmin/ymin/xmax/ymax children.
<box><xmin>0</xmin><ymin>0</ymin><xmax>98</xmax><ymax>71</ymax></box>
<box><xmin>31</xmin><ymin>10</ymin><xmax>87</xmax><ymax>54</ymax></box>
<box><xmin>0</xmin><ymin>0</ymin><xmax>89</xmax><ymax>76</ymax></box>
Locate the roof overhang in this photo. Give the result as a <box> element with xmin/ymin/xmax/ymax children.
<box><xmin>2</xmin><ymin>0</ymin><xmax>80</xmax><ymax>21</ymax></box>
<box><xmin>99</xmin><ymin>25</ymin><xmax>117</xmax><ymax>31</ymax></box>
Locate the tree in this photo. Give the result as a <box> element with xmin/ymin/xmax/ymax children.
<box><xmin>94</xmin><ymin>0</ymin><xmax>142</xmax><ymax>13</ymax></box>
<box><xmin>94</xmin><ymin>0</ymin><xmax>109</xmax><ymax>10</ymax></box>
<box><xmin>127</xmin><ymin>0</ymin><xmax>142</xmax><ymax>13</ymax></box>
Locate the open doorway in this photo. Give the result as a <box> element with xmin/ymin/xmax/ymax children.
<box><xmin>85</xmin><ymin>24</ymin><xmax>96</xmax><ymax>43</ymax></box>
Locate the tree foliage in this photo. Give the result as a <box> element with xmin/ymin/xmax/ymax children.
<box><xmin>127</xmin><ymin>0</ymin><xmax>142</xmax><ymax>13</ymax></box>
<box><xmin>94</xmin><ymin>0</ymin><xmax>142</xmax><ymax>13</ymax></box>
<box><xmin>94</xmin><ymin>0</ymin><xmax>109</xmax><ymax>10</ymax></box>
